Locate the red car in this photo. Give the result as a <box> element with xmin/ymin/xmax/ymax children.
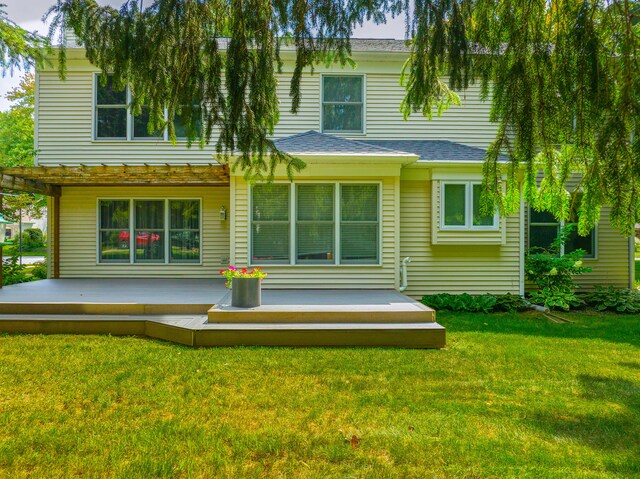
<box><xmin>119</xmin><ymin>231</ymin><xmax>160</xmax><ymax>248</ymax></box>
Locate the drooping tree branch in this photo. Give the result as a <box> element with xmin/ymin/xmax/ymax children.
<box><xmin>0</xmin><ymin>3</ymin><xmax>50</xmax><ymax>75</ymax></box>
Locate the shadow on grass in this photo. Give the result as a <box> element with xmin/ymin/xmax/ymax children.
<box><xmin>527</xmin><ymin>374</ymin><xmax>640</xmax><ymax>475</ymax></box>
<box><xmin>438</xmin><ymin>310</ymin><xmax>640</xmax><ymax>347</ymax></box>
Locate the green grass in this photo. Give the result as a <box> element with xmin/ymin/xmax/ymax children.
<box><xmin>1</xmin><ymin>312</ymin><xmax>639</xmax><ymax>478</ymax></box>
<box><xmin>2</xmin><ymin>244</ymin><xmax>47</xmax><ymax>257</ymax></box>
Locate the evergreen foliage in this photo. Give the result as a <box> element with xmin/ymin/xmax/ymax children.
<box><xmin>47</xmin><ymin>1</ymin><xmax>640</xmax><ymax>233</ymax></box>
<box><xmin>0</xmin><ymin>3</ymin><xmax>49</xmax><ymax>75</ymax></box>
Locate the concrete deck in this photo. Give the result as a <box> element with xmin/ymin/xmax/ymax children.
<box><xmin>0</xmin><ymin>280</ymin><xmax>445</xmax><ymax>348</ymax></box>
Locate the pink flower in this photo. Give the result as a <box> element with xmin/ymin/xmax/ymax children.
<box><xmin>229</xmin><ymin>265</ymin><xmax>237</xmax><ymax>271</ymax></box>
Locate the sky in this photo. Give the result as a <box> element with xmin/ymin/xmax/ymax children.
<box><xmin>0</xmin><ymin>0</ymin><xmax>406</xmax><ymax>110</ymax></box>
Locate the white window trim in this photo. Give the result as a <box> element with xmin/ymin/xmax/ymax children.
<box><xmin>96</xmin><ymin>197</ymin><xmax>203</xmax><ymax>265</ymax></box>
<box><xmin>440</xmin><ymin>181</ymin><xmax>499</xmax><ymax>231</ymax></box>
<box><xmin>528</xmin><ymin>209</ymin><xmax>598</xmax><ymax>260</ymax></box>
<box><xmin>248</xmin><ymin>181</ymin><xmax>382</xmax><ymax>267</ymax></box>
<box><xmin>320</xmin><ymin>74</ymin><xmax>366</xmax><ymax>135</ymax></box>
<box><xmin>92</xmin><ymin>74</ymin><xmax>199</xmax><ymax>142</ymax></box>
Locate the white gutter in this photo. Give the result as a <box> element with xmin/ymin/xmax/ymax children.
<box><xmin>630</xmin><ymin>236</ymin><xmax>636</xmax><ymax>289</ymax></box>
<box><xmin>399</xmin><ymin>256</ymin><xmax>412</xmax><ymax>292</ymax></box>
<box><xmin>519</xmin><ymin>192</ymin><xmax>525</xmax><ymax>296</ymax></box>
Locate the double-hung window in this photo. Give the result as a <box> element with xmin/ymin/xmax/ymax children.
<box><xmin>251</xmin><ymin>183</ymin><xmax>380</xmax><ymax>265</ymax></box>
<box><xmin>321</xmin><ymin>75</ymin><xmax>364</xmax><ymax>133</ymax></box>
<box><xmin>98</xmin><ymin>199</ymin><xmax>201</xmax><ymax>264</ymax></box>
<box><xmin>441</xmin><ymin>182</ymin><xmax>498</xmax><ymax>229</ymax></box>
<box><xmin>529</xmin><ymin>208</ymin><xmax>595</xmax><ymax>258</ymax></box>
<box><xmin>94</xmin><ymin>74</ymin><xmax>201</xmax><ymax>140</ymax></box>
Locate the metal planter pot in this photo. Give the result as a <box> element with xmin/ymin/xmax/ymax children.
<box><xmin>231</xmin><ymin>277</ymin><xmax>261</xmax><ymax>308</ymax></box>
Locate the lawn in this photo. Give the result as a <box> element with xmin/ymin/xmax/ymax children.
<box><xmin>0</xmin><ymin>312</ymin><xmax>639</xmax><ymax>478</ymax></box>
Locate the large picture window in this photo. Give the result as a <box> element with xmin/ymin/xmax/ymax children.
<box><xmin>94</xmin><ymin>75</ymin><xmax>201</xmax><ymax>141</ymax></box>
<box><xmin>441</xmin><ymin>182</ymin><xmax>498</xmax><ymax>229</ymax></box>
<box><xmin>322</xmin><ymin>75</ymin><xmax>364</xmax><ymax>133</ymax></box>
<box><xmin>98</xmin><ymin>199</ymin><xmax>201</xmax><ymax>264</ymax></box>
<box><xmin>251</xmin><ymin>183</ymin><xmax>380</xmax><ymax>265</ymax></box>
<box><xmin>529</xmin><ymin>209</ymin><xmax>595</xmax><ymax>258</ymax></box>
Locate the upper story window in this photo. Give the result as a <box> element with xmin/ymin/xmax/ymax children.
<box><xmin>94</xmin><ymin>74</ymin><xmax>201</xmax><ymax>141</ymax></box>
<box><xmin>529</xmin><ymin>208</ymin><xmax>595</xmax><ymax>258</ymax></box>
<box><xmin>321</xmin><ymin>75</ymin><xmax>364</xmax><ymax>133</ymax></box>
<box><xmin>441</xmin><ymin>182</ymin><xmax>498</xmax><ymax>230</ymax></box>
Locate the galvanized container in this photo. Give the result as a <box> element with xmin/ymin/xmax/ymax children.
<box><xmin>231</xmin><ymin>277</ymin><xmax>261</xmax><ymax>308</ymax></box>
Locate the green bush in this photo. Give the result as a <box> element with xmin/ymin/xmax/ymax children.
<box><xmin>583</xmin><ymin>286</ymin><xmax>640</xmax><ymax>313</ymax></box>
<box><xmin>421</xmin><ymin>293</ymin><xmax>529</xmax><ymax>313</ymax></box>
<box><xmin>30</xmin><ymin>260</ymin><xmax>48</xmax><ymax>280</ymax></box>
<box><xmin>19</xmin><ymin>228</ymin><xmax>45</xmax><ymax>252</ymax></box>
<box><xmin>1</xmin><ymin>253</ymin><xmax>31</xmax><ymax>286</ymax></box>
<box><xmin>525</xmin><ymin>224</ymin><xmax>591</xmax><ymax>310</ymax></box>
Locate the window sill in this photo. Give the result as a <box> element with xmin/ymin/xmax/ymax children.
<box><xmin>248</xmin><ymin>263</ymin><xmax>383</xmax><ymax>268</ymax></box>
<box><xmin>96</xmin><ymin>262</ymin><xmax>204</xmax><ymax>266</ymax></box>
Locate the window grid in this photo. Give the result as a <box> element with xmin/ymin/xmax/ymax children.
<box><xmin>321</xmin><ymin>75</ymin><xmax>365</xmax><ymax>134</ymax></box>
<box><xmin>441</xmin><ymin>181</ymin><xmax>499</xmax><ymax>230</ymax></box>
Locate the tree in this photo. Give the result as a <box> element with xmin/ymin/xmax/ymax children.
<box><xmin>0</xmin><ymin>73</ymin><xmax>46</xmax><ymax>222</ymax></box>
<box><xmin>47</xmin><ymin>0</ymin><xmax>640</xmax><ymax>235</ymax></box>
<box><xmin>0</xmin><ymin>3</ymin><xmax>49</xmax><ymax>75</ymax></box>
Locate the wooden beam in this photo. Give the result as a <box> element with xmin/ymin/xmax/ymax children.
<box><xmin>0</xmin><ymin>173</ymin><xmax>61</xmax><ymax>196</ymax></box>
<box><xmin>53</xmin><ymin>195</ymin><xmax>60</xmax><ymax>279</ymax></box>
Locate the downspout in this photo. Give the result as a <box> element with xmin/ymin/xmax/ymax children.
<box><xmin>630</xmin><ymin>236</ymin><xmax>636</xmax><ymax>289</ymax></box>
<box><xmin>399</xmin><ymin>256</ymin><xmax>412</xmax><ymax>292</ymax></box>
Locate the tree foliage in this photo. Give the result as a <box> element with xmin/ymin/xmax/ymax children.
<box><xmin>47</xmin><ymin>0</ymin><xmax>640</xmax><ymax>234</ymax></box>
<box><xmin>0</xmin><ymin>3</ymin><xmax>49</xmax><ymax>75</ymax></box>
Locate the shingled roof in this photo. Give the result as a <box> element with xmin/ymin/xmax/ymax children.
<box><xmin>357</xmin><ymin>139</ymin><xmax>508</xmax><ymax>162</ymax></box>
<box><xmin>273</xmin><ymin>131</ymin><xmax>414</xmax><ymax>156</ymax></box>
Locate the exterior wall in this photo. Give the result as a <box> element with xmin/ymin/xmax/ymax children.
<box><xmin>524</xmin><ymin>205</ymin><xmax>631</xmax><ymax>291</ymax></box>
<box><xmin>400</xmin><ymin>178</ymin><xmax>522</xmax><ymax>297</ymax></box>
<box><xmin>36</xmin><ymin>54</ymin><xmax>498</xmax><ymax>167</ymax></box>
<box><xmin>230</xmin><ymin>175</ymin><xmax>399</xmax><ymax>289</ymax></box>
<box><xmin>58</xmin><ymin>186</ymin><xmax>230</xmax><ymax>278</ymax></box>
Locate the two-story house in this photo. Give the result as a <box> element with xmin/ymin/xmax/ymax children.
<box><xmin>1</xmin><ymin>39</ymin><xmax>634</xmax><ymax>297</ymax></box>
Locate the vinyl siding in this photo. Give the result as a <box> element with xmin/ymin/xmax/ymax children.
<box><xmin>230</xmin><ymin>176</ymin><xmax>398</xmax><ymax>289</ymax></box>
<box><xmin>36</xmin><ymin>56</ymin><xmax>499</xmax><ymax>167</ymax></box>
<box><xmin>400</xmin><ymin>179</ymin><xmax>522</xmax><ymax>297</ymax></box>
<box><xmin>58</xmin><ymin>186</ymin><xmax>230</xmax><ymax>277</ymax></box>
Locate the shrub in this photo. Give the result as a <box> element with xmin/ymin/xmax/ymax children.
<box><xmin>584</xmin><ymin>285</ymin><xmax>640</xmax><ymax>313</ymax></box>
<box><xmin>525</xmin><ymin>224</ymin><xmax>591</xmax><ymax>310</ymax></box>
<box><xmin>1</xmin><ymin>253</ymin><xmax>31</xmax><ymax>286</ymax></box>
<box><xmin>19</xmin><ymin>228</ymin><xmax>45</xmax><ymax>252</ymax></box>
<box><xmin>30</xmin><ymin>260</ymin><xmax>48</xmax><ymax>280</ymax></box>
<box><xmin>421</xmin><ymin>293</ymin><xmax>529</xmax><ymax>313</ymax></box>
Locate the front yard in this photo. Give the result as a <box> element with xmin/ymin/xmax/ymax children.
<box><xmin>1</xmin><ymin>312</ymin><xmax>639</xmax><ymax>478</ymax></box>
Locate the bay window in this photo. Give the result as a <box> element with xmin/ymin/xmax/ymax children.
<box><xmin>441</xmin><ymin>182</ymin><xmax>498</xmax><ymax>229</ymax></box>
<box><xmin>98</xmin><ymin>199</ymin><xmax>201</xmax><ymax>264</ymax></box>
<box><xmin>251</xmin><ymin>183</ymin><xmax>380</xmax><ymax>265</ymax></box>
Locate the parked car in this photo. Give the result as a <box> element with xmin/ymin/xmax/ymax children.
<box><xmin>119</xmin><ymin>231</ymin><xmax>160</xmax><ymax>248</ymax></box>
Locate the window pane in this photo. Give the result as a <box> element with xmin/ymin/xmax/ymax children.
<box><xmin>341</xmin><ymin>224</ymin><xmax>378</xmax><ymax>264</ymax></box>
<box><xmin>134</xmin><ymin>231</ymin><xmax>164</xmax><ymax>262</ymax></box>
<box><xmin>472</xmin><ymin>184</ymin><xmax>495</xmax><ymax>226</ymax></box>
<box><xmin>96</xmin><ymin>108</ymin><xmax>127</xmax><ymax>138</ymax></box>
<box><xmin>252</xmin><ymin>184</ymin><xmax>289</xmax><ymax>221</ymax></box>
<box><xmin>99</xmin><ymin>200</ymin><xmax>129</xmax><ymax>229</ymax></box>
<box><xmin>530</xmin><ymin>209</ymin><xmax>557</xmax><ymax>224</ymax></box>
<box><xmin>297</xmin><ymin>224</ymin><xmax>334</xmax><ymax>263</ymax></box>
<box><xmin>170</xmin><ymin>231</ymin><xmax>200</xmax><ymax>262</ymax></box>
<box><xmin>96</xmin><ymin>76</ymin><xmax>126</xmax><ymax>105</ymax></box>
<box><xmin>170</xmin><ymin>200</ymin><xmax>199</xmax><ymax>230</ymax></box>
<box><xmin>99</xmin><ymin>231</ymin><xmax>130</xmax><ymax>263</ymax></box>
<box><xmin>297</xmin><ymin>184</ymin><xmax>334</xmax><ymax>221</ymax></box>
<box><xmin>174</xmin><ymin>106</ymin><xmax>202</xmax><ymax>138</ymax></box>
<box><xmin>133</xmin><ymin>107</ymin><xmax>163</xmax><ymax>138</ymax></box>
<box><xmin>252</xmin><ymin>223</ymin><xmax>289</xmax><ymax>263</ymax></box>
<box><xmin>565</xmin><ymin>226</ymin><xmax>595</xmax><ymax>257</ymax></box>
<box><xmin>341</xmin><ymin>185</ymin><xmax>378</xmax><ymax>221</ymax></box>
<box><xmin>135</xmin><ymin>200</ymin><xmax>164</xmax><ymax>229</ymax></box>
<box><xmin>529</xmin><ymin>225</ymin><xmax>559</xmax><ymax>251</ymax></box>
<box><xmin>323</xmin><ymin>76</ymin><xmax>363</xmax><ymax>102</ymax></box>
<box><xmin>322</xmin><ymin>104</ymin><xmax>363</xmax><ymax>132</ymax></box>
<box><xmin>443</xmin><ymin>184</ymin><xmax>466</xmax><ymax>226</ymax></box>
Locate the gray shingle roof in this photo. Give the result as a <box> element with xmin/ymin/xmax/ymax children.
<box><xmin>357</xmin><ymin>139</ymin><xmax>508</xmax><ymax>162</ymax></box>
<box><xmin>273</xmin><ymin>131</ymin><xmax>413</xmax><ymax>156</ymax></box>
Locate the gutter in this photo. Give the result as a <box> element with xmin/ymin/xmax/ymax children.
<box><xmin>399</xmin><ymin>256</ymin><xmax>411</xmax><ymax>292</ymax></box>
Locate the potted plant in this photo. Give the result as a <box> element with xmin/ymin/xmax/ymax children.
<box><xmin>219</xmin><ymin>266</ymin><xmax>267</xmax><ymax>308</ymax></box>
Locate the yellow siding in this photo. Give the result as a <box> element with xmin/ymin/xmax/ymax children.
<box><xmin>400</xmin><ymin>180</ymin><xmax>522</xmax><ymax>297</ymax></box>
<box><xmin>59</xmin><ymin>186</ymin><xmax>230</xmax><ymax>278</ymax></box>
<box><xmin>230</xmin><ymin>176</ymin><xmax>398</xmax><ymax>289</ymax></box>
<box><xmin>36</xmin><ymin>57</ymin><xmax>499</xmax><ymax>167</ymax></box>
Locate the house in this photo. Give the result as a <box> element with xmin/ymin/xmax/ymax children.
<box><xmin>0</xmin><ymin>39</ymin><xmax>634</xmax><ymax>298</ymax></box>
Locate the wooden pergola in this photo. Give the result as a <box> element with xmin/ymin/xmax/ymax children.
<box><xmin>0</xmin><ymin>164</ymin><xmax>229</xmax><ymax>287</ymax></box>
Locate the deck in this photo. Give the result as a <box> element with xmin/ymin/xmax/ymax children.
<box><xmin>0</xmin><ymin>279</ymin><xmax>444</xmax><ymax>348</ymax></box>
